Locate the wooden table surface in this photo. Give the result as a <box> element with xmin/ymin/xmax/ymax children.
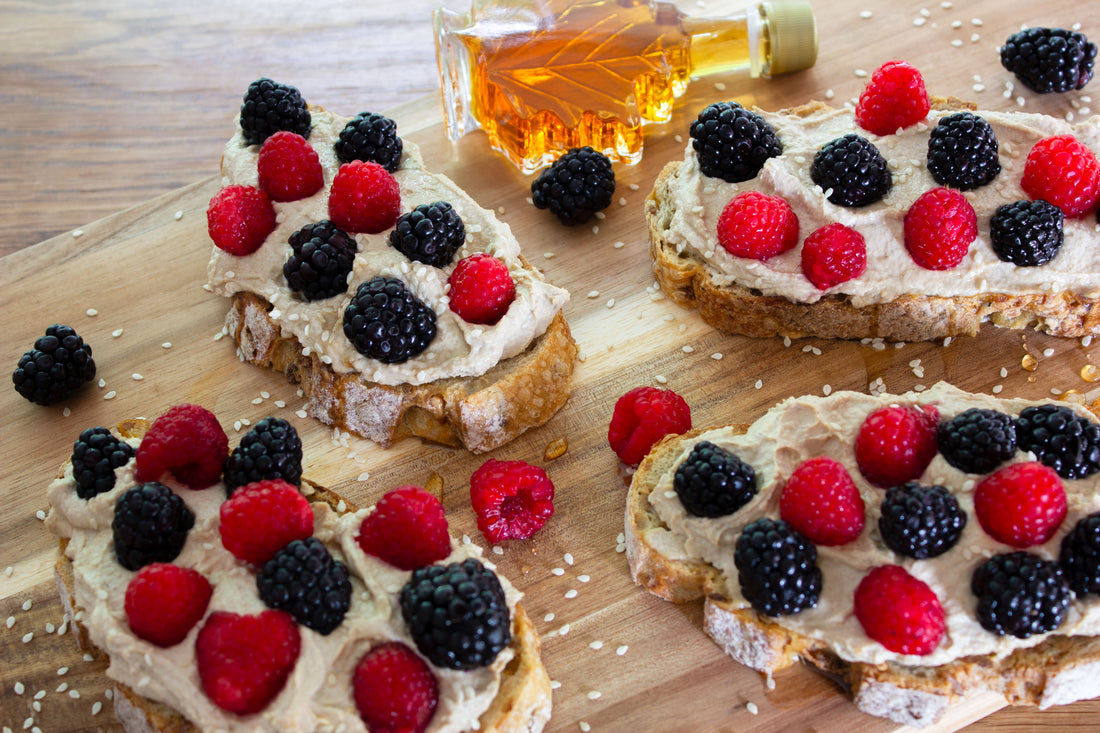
<box><xmin>2</xmin><ymin>0</ymin><xmax>1100</xmax><ymax>731</ymax></box>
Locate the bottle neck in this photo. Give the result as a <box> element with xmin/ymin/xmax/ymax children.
<box><xmin>681</xmin><ymin>5</ymin><xmax>761</xmax><ymax>80</ymax></box>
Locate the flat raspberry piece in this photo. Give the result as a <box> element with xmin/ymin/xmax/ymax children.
<box><xmin>257</xmin><ymin>131</ymin><xmax>324</xmax><ymax>202</ymax></box>
<box><xmin>975</xmin><ymin>461</ymin><xmax>1067</xmax><ymax>547</ymax></box>
<box><xmin>448</xmin><ymin>253</ymin><xmax>516</xmax><ymax>325</ymax></box>
<box><xmin>125</xmin><ymin>563</ymin><xmax>212</xmax><ymax>647</ymax></box>
<box><xmin>800</xmin><ymin>223</ymin><xmax>867</xmax><ymax>289</ymax></box>
<box><xmin>353</xmin><ymin>641</ymin><xmax>439</xmax><ymax>733</ymax></box>
<box><xmin>329</xmin><ymin>161</ymin><xmax>401</xmax><ymax>234</ymax></box>
<box><xmin>904</xmin><ymin>187</ymin><xmax>978</xmax><ymax>270</ymax></box>
<box><xmin>855</xmin><ymin>405</ymin><xmax>939</xmax><ymax>489</ymax></box>
<box><xmin>855</xmin><ymin>60</ymin><xmax>931</xmax><ymax>136</ymax></box>
<box><xmin>716</xmin><ymin>191</ymin><xmax>799</xmax><ymax>260</ymax></box>
<box><xmin>196</xmin><ymin>610</ymin><xmax>300</xmax><ymax>716</ymax></box>
<box><xmin>134</xmin><ymin>404</ymin><xmax>229</xmax><ymax>489</ymax></box>
<box><xmin>780</xmin><ymin>456</ymin><xmax>865</xmax><ymax>545</ymax></box>
<box><xmin>219</xmin><ymin>479</ymin><xmax>314</xmax><ymax>565</ymax></box>
<box><xmin>1021</xmin><ymin>134</ymin><xmax>1100</xmax><ymax>218</ymax></box>
<box><xmin>356</xmin><ymin>486</ymin><xmax>451</xmax><ymax>569</ymax></box>
<box><xmin>207</xmin><ymin>184</ymin><xmax>276</xmax><ymax>255</ymax></box>
<box><xmin>854</xmin><ymin>565</ymin><xmax>945</xmax><ymax>655</ymax></box>
<box><xmin>607</xmin><ymin>386</ymin><xmax>692</xmax><ymax>466</ymax></box>
<box><xmin>469</xmin><ymin>459</ymin><xmax>555</xmax><ymax>543</ymax></box>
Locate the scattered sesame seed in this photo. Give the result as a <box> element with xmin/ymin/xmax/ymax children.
<box><xmin>112</xmin><ymin>328</ymin><xmax>124</xmax><ymax>338</ymax></box>
<box><xmin>550</xmin><ymin>680</ymin><xmax>562</xmax><ymax>690</ymax></box>
<box><xmin>754</xmin><ymin>379</ymin><xmax>763</xmax><ymax>389</ymax></box>
<box><xmin>565</xmin><ymin>589</ymin><xmax>578</xmax><ymax>599</ymax></box>
<box><xmin>992</xmin><ymin>385</ymin><xmax>1004</xmax><ymax>394</ymax></box>
<box><xmin>579</xmin><ymin>723</ymin><xmax>591</xmax><ymax>732</ymax></box>
<box><xmin>22</xmin><ymin>632</ymin><xmax>33</xmax><ymax>643</ymax></box>
<box><xmin>174</xmin><ymin>210</ymin><xmax>184</xmax><ymax>221</ymax></box>
<box><xmin>23</xmin><ymin>599</ymin><xmax>32</xmax><ymax>611</ymax></box>
<box><xmin>616</xmin><ymin>645</ymin><xmax>629</xmax><ymax>655</ymax></box>
<box><xmin>296</xmin><ymin>409</ymin><xmax>308</xmax><ymax>419</ymax></box>
<box><xmin>971</xmin><ymin>17</ymin><xmax>983</xmax><ymax>25</ymax></box>
<box><xmin>951</xmin><ymin>39</ymin><xmax>963</xmax><ymax>47</ymax></box>
<box><xmin>592</xmin><ymin>225</ymin><xmax>599</xmax><ymax>234</ymax></box>
<box><xmin>711</xmin><ymin>352</ymin><xmax>723</xmax><ymax>360</ymax></box>
<box><xmin>162</xmin><ymin>342</ymin><xmax>172</xmax><ymax>349</ymax></box>
<box><xmin>86</xmin><ymin>308</ymin><xmax>98</xmax><ymax>317</ymax></box>
<box><xmin>587</xmin><ymin>691</ymin><xmax>602</xmax><ymax>700</ymax></box>
<box><xmin>682</xmin><ymin>345</ymin><xmax>694</xmax><ymax>353</ymax></box>
<box><xmin>14</xmin><ymin>682</ymin><xmax>24</xmax><ymax>694</ymax></box>
<box><xmin>92</xmin><ymin>701</ymin><xmax>103</xmax><ymax>715</ymax></box>
<box><xmin>72</xmin><ymin>229</ymin><xmax>84</xmax><ymax>237</ymax></box>
<box><xmin>859</xmin><ymin>10</ymin><xmax>872</xmax><ymax>18</ymax></box>
<box><xmin>63</xmin><ymin>407</ymin><xmax>71</xmax><ymax>417</ymax></box>
<box><xmin>825</xmin><ymin>88</ymin><xmax>835</xmax><ymax>99</ymax></box>
<box><xmin>1083</xmin><ymin>335</ymin><xmax>1094</xmax><ymax>347</ymax></box>
<box><xmin>274</xmin><ymin>400</ymin><xmax>286</xmax><ymax>408</ymax></box>
<box><xmin>578</xmin><ymin>574</ymin><xmax>590</xmax><ymax>582</ymax></box>
<box><xmin>587</xmin><ymin>290</ymin><xmax>600</xmax><ymax>299</ymax></box>
<box><xmin>57</xmin><ymin>667</ymin><xmax>68</xmax><ymax>676</ymax></box>
<box><xmin>251</xmin><ymin>397</ymin><xmax>263</xmax><ymax>405</ymax></box>
<box><xmin>564</xmin><ymin>552</ymin><xmax>574</xmax><ymax>565</ymax></box>
<box><xmin>823</xmin><ymin>384</ymin><xmax>832</xmax><ymax>396</ymax></box>
<box><xmin>618</xmin><ymin>197</ymin><xmax>627</xmax><ymax>207</ymax></box>
<box><xmin>544</xmin><ymin>613</ymin><xmax>555</xmax><ymax>622</ymax></box>
<box><xmin>492</xmin><ymin>546</ymin><xmax>504</xmax><ymax>555</ymax></box>
<box><xmin>854</xmin><ymin>68</ymin><xmax>868</xmax><ymax>77</ymax></box>
<box><xmin>57</xmin><ymin>682</ymin><xmax>68</xmax><ymax>693</ymax></box>
<box><xmin>6</xmin><ymin>617</ymin><xmax>13</xmax><ymax>629</ymax></box>
<box><xmin>1043</xmin><ymin>348</ymin><xmax>1055</xmax><ymax>357</ymax></box>
<box><xmin>552</xmin><ymin>567</ymin><xmax>565</xmax><ymax>576</ymax></box>
<box><xmin>913</xmin><ymin>17</ymin><xmax>926</xmax><ymax>26</ymax></box>
<box><xmin>103</xmin><ymin>390</ymin><xmax>116</xmax><ymax>400</ymax></box>
<box><xmin>590</xmin><ymin>641</ymin><xmax>604</xmax><ymax>650</ymax></box>
<box><xmin>558</xmin><ymin>623</ymin><xmax>571</xmax><ymax>636</ymax></box>
<box><xmin>747</xmin><ymin>701</ymin><xmax>759</xmax><ymax>715</ymax></box>
<box><xmin>714</xmin><ymin>82</ymin><xmax>726</xmax><ymax>91</ymax></box>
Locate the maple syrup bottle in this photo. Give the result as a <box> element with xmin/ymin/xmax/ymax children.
<box><xmin>434</xmin><ymin>0</ymin><xmax>817</xmax><ymax>172</ymax></box>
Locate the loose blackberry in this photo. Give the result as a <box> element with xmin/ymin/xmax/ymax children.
<box><xmin>926</xmin><ymin>112</ymin><xmax>1001</xmax><ymax>191</ymax></box>
<box><xmin>1060</xmin><ymin>512</ymin><xmax>1100</xmax><ymax>596</ymax></box>
<box><xmin>12</xmin><ymin>324</ymin><xmax>96</xmax><ymax>406</ymax></box>
<box><xmin>937</xmin><ymin>408</ymin><xmax>1017</xmax><ymax>474</ymax></box>
<box><xmin>71</xmin><ymin>427</ymin><xmax>134</xmax><ymax>500</ymax></box>
<box><xmin>335</xmin><ymin>111</ymin><xmax>404</xmax><ymax>173</ymax></box>
<box><xmin>223</xmin><ymin>417</ymin><xmax>304</xmax><ymax>496</ymax></box>
<box><xmin>257</xmin><ymin>537</ymin><xmax>351</xmax><ymax>635</ymax></box>
<box><xmin>1000</xmin><ymin>27</ymin><xmax>1097</xmax><ymax>94</ymax></box>
<box><xmin>810</xmin><ymin>134</ymin><xmax>892</xmax><ymax>207</ymax></box>
<box><xmin>878</xmin><ymin>482</ymin><xmax>967</xmax><ymax>559</ymax></box>
<box><xmin>112</xmin><ymin>482</ymin><xmax>195</xmax><ymax>571</ymax></box>
<box><xmin>400</xmin><ymin>558</ymin><xmax>511</xmax><ymax>670</ymax></box>
<box><xmin>989</xmin><ymin>200</ymin><xmax>1064</xmax><ymax>267</ymax></box>
<box><xmin>283</xmin><ymin>220</ymin><xmax>357</xmax><ymax>301</ymax></box>
<box><xmin>734</xmin><ymin>518</ymin><xmax>821</xmax><ymax>616</ymax></box>
<box><xmin>389</xmin><ymin>201</ymin><xmax>465</xmax><ymax>267</ymax></box>
<box><xmin>1016</xmin><ymin>404</ymin><xmax>1100</xmax><ymax>480</ymax></box>
<box><xmin>673</xmin><ymin>441</ymin><xmax>757</xmax><ymax>517</ymax></box>
<box><xmin>342</xmin><ymin>277</ymin><xmax>437</xmax><ymax>364</ymax></box>
<box><xmin>689</xmin><ymin>101</ymin><xmax>782</xmax><ymax>183</ymax></box>
<box><xmin>531</xmin><ymin>147</ymin><xmax>616</xmax><ymax>225</ymax></box>
<box><xmin>971</xmin><ymin>551</ymin><xmax>1071</xmax><ymax>638</ymax></box>
<box><xmin>239</xmin><ymin>78</ymin><xmax>311</xmax><ymax>146</ymax></box>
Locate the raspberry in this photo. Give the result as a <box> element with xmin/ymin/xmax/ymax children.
<box><xmin>470</xmin><ymin>459</ymin><xmax>555</xmax><ymax>543</ymax></box>
<box><xmin>239</xmin><ymin>78</ymin><xmax>311</xmax><ymax>146</ymax></box>
<box><xmin>206</xmin><ymin>185</ymin><xmax>276</xmax><ymax>256</ymax></box>
<box><xmin>903</xmin><ymin>187</ymin><xmax>978</xmax><ymax>270</ymax></box>
<box><xmin>974</xmin><ymin>462</ymin><xmax>1067</xmax><ymax>548</ymax></box>
<box><xmin>124</xmin><ymin>563</ymin><xmax>212</xmax><ymax>647</ymax></box>
<box><xmin>389</xmin><ymin>201</ymin><xmax>465</xmax><ymax>267</ymax></box>
<box><xmin>734</xmin><ymin>518</ymin><xmax>821</xmax><ymax>616</ymax></box>
<box><xmin>134</xmin><ymin>404</ymin><xmax>229</xmax><ymax>489</ymax></box>
<box><xmin>112</xmin><ymin>482</ymin><xmax>195</xmax><ymax>571</ymax></box>
<box><xmin>448</xmin><ymin>253</ymin><xmax>516</xmax><ymax>325</ymax></box>
<box><xmin>779</xmin><ymin>456</ymin><xmax>865</xmax><ymax>546</ymax></box>
<box><xmin>12</xmin><ymin>324</ymin><xmax>96</xmax><ymax>406</ymax></box>
<box><xmin>673</xmin><ymin>440</ymin><xmax>757</xmax><ymax>517</ymax></box>
<box><xmin>716</xmin><ymin>191</ymin><xmax>799</xmax><ymax>260</ymax></box>
<box><xmin>329</xmin><ymin>161</ymin><xmax>401</xmax><ymax>234</ymax></box>
<box><xmin>342</xmin><ymin>277</ymin><xmax>437</xmax><ymax>364</ymax></box>
<box><xmin>972</xmin><ymin>551</ymin><xmax>1071</xmax><ymax>638</ymax></box>
<box><xmin>607</xmin><ymin>386</ymin><xmax>692</xmax><ymax>466</ymax></box>
<box><xmin>800</xmin><ymin>223</ymin><xmax>867</xmax><ymax>289</ymax></box>
<box><xmin>990</xmin><ymin>199</ymin><xmax>1065</xmax><ymax>267</ymax></box>
<box><xmin>689</xmin><ymin>101</ymin><xmax>782</xmax><ymax>183</ymax></box>
<box><xmin>1000</xmin><ymin>27</ymin><xmax>1097</xmax><ymax>94</ymax></box>
<box><xmin>1060</xmin><ymin>512</ymin><xmax>1100</xmax><ymax>597</ymax></box>
<box><xmin>937</xmin><ymin>408</ymin><xmax>1017</xmax><ymax>474</ymax></box>
<box><xmin>258</xmin><ymin>537</ymin><xmax>351</xmax><ymax>634</ymax></box>
<box><xmin>878</xmin><ymin>482</ymin><xmax>967</xmax><ymax>559</ymax></box>
<box><xmin>855</xmin><ymin>404</ymin><xmax>939</xmax><ymax>489</ymax></box>
<box><xmin>853</xmin><ymin>565</ymin><xmax>945</xmax><ymax>656</ymax></box>
<box><xmin>256</xmin><ymin>131</ymin><xmax>324</xmax><ymax>202</ymax></box>
<box><xmin>356</xmin><ymin>486</ymin><xmax>451</xmax><ymax>570</ymax></box>
<box><xmin>195</xmin><ymin>609</ymin><xmax>300</xmax><ymax>715</ymax></box>
<box><xmin>811</xmin><ymin>134</ymin><xmax>892</xmax><ymax>207</ymax></box>
<box><xmin>336</xmin><ymin>111</ymin><xmax>404</xmax><ymax>172</ymax></box>
<box><xmin>854</xmin><ymin>60</ymin><xmax>931</xmax><ymax>136</ymax></box>
<box><xmin>926</xmin><ymin>112</ymin><xmax>1001</xmax><ymax>191</ymax></box>
<box><xmin>222</xmin><ymin>417</ymin><xmax>304</xmax><ymax>496</ymax></box>
<box><xmin>530</xmin><ymin>146</ymin><xmax>616</xmax><ymax>225</ymax></box>
<box><xmin>353</xmin><ymin>642</ymin><xmax>439</xmax><ymax>733</ymax></box>
<box><xmin>1021</xmin><ymin>134</ymin><xmax>1100</xmax><ymax>218</ymax></box>
<box><xmin>219</xmin><ymin>479</ymin><xmax>314</xmax><ymax>566</ymax></box>
<box><xmin>283</xmin><ymin>220</ymin><xmax>358</xmax><ymax>301</ymax></box>
<box><xmin>71</xmin><ymin>426</ymin><xmax>134</xmax><ymax>499</ymax></box>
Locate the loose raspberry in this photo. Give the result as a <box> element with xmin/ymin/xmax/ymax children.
<box><xmin>329</xmin><ymin>161</ymin><xmax>401</xmax><ymax>234</ymax></box>
<box><xmin>134</xmin><ymin>404</ymin><xmax>229</xmax><ymax>489</ymax></box>
<box><xmin>903</xmin><ymin>187</ymin><xmax>978</xmax><ymax>270</ymax></box>
<box><xmin>470</xmin><ymin>459</ymin><xmax>555</xmax><ymax>543</ymax></box>
<box><xmin>353</xmin><ymin>641</ymin><xmax>439</xmax><ymax>733</ymax></box>
<box><xmin>195</xmin><ymin>610</ymin><xmax>300</xmax><ymax>716</ymax></box>
<box><xmin>779</xmin><ymin>456</ymin><xmax>866</xmax><ymax>546</ymax></box>
<box><xmin>1021</xmin><ymin>134</ymin><xmax>1100</xmax><ymax>218</ymax></box>
<box><xmin>855</xmin><ymin>60</ymin><xmax>931</xmax><ymax>136</ymax></box>
<box><xmin>356</xmin><ymin>486</ymin><xmax>451</xmax><ymax>570</ymax></box>
<box><xmin>207</xmin><ymin>185</ymin><xmax>276</xmax><ymax>256</ymax></box>
<box><xmin>853</xmin><ymin>565</ymin><xmax>945</xmax><ymax>656</ymax></box>
<box><xmin>257</xmin><ymin>131</ymin><xmax>324</xmax><ymax>202</ymax></box>
<box><xmin>974</xmin><ymin>461</ymin><xmax>1067</xmax><ymax>548</ymax></box>
<box><xmin>124</xmin><ymin>563</ymin><xmax>212</xmax><ymax>647</ymax></box>
<box><xmin>716</xmin><ymin>191</ymin><xmax>799</xmax><ymax>260</ymax></box>
<box><xmin>855</xmin><ymin>404</ymin><xmax>939</xmax><ymax>489</ymax></box>
<box><xmin>448</xmin><ymin>253</ymin><xmax>516</xmax><ymax>325</ymax></box>
<box><xmin>607</xmin><ymin>386</ymin><xmax>692</xmax><ymax>466</ymax></box>
<box><xmin>800</xmin><ymin>223</ymin><xmax>867</xmax><ymax>289</ymax></box>
<box><xmin>219</xmin><ymin>479</ymin><xmax>314</xmax><ymax>565</ymax></box>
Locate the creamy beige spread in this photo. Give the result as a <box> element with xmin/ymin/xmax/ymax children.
<box><xmin>45</xmin><ymin>441</ymin><xmax>521</xmax><ymax>732</ymax></box>
<box><xmin>646</xmin><ymin>382</ymin><xmax>1100</xmax><ymax>667</ymax></box>
<box><xmin>661</xmin><ymin>105</ymin><xmax>1100</xmax><ymax>309</ymax></box>
<box><xmin>206</xmin><ymin>109</ymin><xmax>569</xmax><ymax>387</ymax></box>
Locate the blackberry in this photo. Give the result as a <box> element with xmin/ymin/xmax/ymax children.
<box><xmin>1016</xmin><ymin>404</ymin><xmax>1100</xmax><ymax>480</ymax></box>
<box><xmin>971</xmin><ymin>551</ymin><xmax>1071</xmax><ymax>638</ymax></box>
<box><xmin>71</xmin><ymin>427</ymin><xmax>134</xmax><ymax>500</ymax></box>
<box><xmin>257</xmin><ymin>537</ymin><xmax>351</xmax><ymax>635</ymax></box>
<box><xmin>734</xmin><ymin>518</ymin><xmax>821</xmax><ymax>616</ymax></box>
<box><xmin>342</xmin><ymin>277</ymin><xmax>437</xmax><ymax>364</ymax></box>
<box><xmin>239</xmin><ymin>78</ymin><xmax>311</xmax><ymax>146</ymax></box>
<box><xmin>937</xmin><ymin>408</ymin><xmax>1017</xmax><ymax>474</ymax></box>
<box><xmin>112</xmin><ymin>482</ymin><xmax>195</xmax><ymax>571</ymax></box>
<box><xmin>12</xmin><ymin>324</ymin><xmax>96</xmax><ymax>406</ymax></box>
<box><xmin>1060</xmin><ymin>512</ymin><xmax>1100</xmax><ymax>596</ymax></box>
<box><xmin>400</xmin><ymin>558</ymin><xmax>511</xmax><ymax>670</ymax></box>
<box><xmin>673</xmin><ymin>441</ymin><xmax>757</xmax><ymax>517</ymax></box>
<box><xmin>335</xmin><ymin>111</ymin><xmax>404</xmax><ymax>173</ymax></box>
<box><xmin>926</xmin><ymin>112</ymin><xmax>1001</xmax><ymax>191</ymax></box>
<box><xmin>1000</xmin><ymin>27</ymin><xmax>1097</xmax><ymax>94</ymax></box>
<box><xmin>990</xmin><ymin>200</ymin><xmax>1064</xmax><ymax>267</ymax></box>
<box><xmin>283</xmin><ymin>220</ymin><xmax>357</xmax><ymax>301</ymax></box>
<box><xmin>389</xmin><ymin>201</ymin><xmax>466</xmax><ymax>267</ymax></box>
<box><xmin>810</xmin><ymin>134</ymin><xmax>892</xmax><ymax>207</ymax></box>
<box><xmin>531</xmin><ymin>147</ymin><xmax>616</xmax><ymax>225</ymax></box>
<box><xmin>689</xmin><ymin>101</ymin><xmax>782</xmax><ymax>183</ymax></box>
<box><xmin>878</xmin><ymin>482</ymin><xmax>967</xmax><ymax>559</ymax></box>
<box><xmin>222</xmin><ymin>417</ymin><xmax>304</xmax><ymax>496</ymax></box>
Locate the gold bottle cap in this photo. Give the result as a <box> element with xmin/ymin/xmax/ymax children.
<box><xmin>762</xmin><ymin>1</ymin><xmax>818</xmax><ymax>75</ymax></box>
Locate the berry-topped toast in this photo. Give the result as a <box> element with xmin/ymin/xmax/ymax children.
<box><xmin>206</xmin><ymin>79</ymin><xmax>577</xmax><ymax>453</ymax></box>
<box><xmin>626</xmin><ymin>382</ymin><xmax>1100</xmax><ymax>727</ymax></box>
<box><xmin>45</xmin><ymin>404</ymin><xmax>551</xmax><ymax>732</ymax></box>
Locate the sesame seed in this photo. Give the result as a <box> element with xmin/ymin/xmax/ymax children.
<box><xmin>22</xmin><ymin>632</ymin><xmax>33</xmax><ymax>643</ymax></box>
<box><xmin>854</xmin><ymin>68</ymin><xmax>868</xmax><ymax>77</ymax></box>
<box><xmin>747</xmin><ymin>702</ymin><xmax>759</xmax><ymax>715</ymax></box>
<box><xmin>550</xmin><ymin>680</ymin><xmax>562</xmax><ymax>690</ymax></box>
<box><xmin>655</xmin><ymin>375</ymin><xmax>668</xmax><ymax>384</ymax></box>
<box><xmin>92</xmin><ymin>701</ymin><xmax>103</xmax><ymax>715</ymax></box>
<box><xmin>823</xmin><ymin>384</ymin><xmax>832</xmax><ymax>396</ymax></box>
<box><xmin>492</xmin><ymin>546</ymin><xmax>504</xmax><ymax>555</ymax></box>
<box><xmin>992</xmin><ymin>385</ymin><xmax>1004</xmax><ymax>394</ymax></box>
<box><xmin>14</xmin><ymin>682</ymin><xmax>25</xmax><ymax>694</ymax></box>
<box><xmin>6</xmin><ymin>617</ymin><xmax>13</xmax><ymax>628</ymax></box>
<box><xmin>544</xmin><ymin>613</ymin><xmax>555</xmax><ymax>622</ymax></box>
<box><xmin>580</xmin><ymin>723</ymin><xmax>591</xmax><ymax>732</ymax></box>
<box><xmin>72</xmin><ymin>229</ymin><xmax>84</xmax><ymax>237</ymax></box>
<box><xmin>558</xmin><ymin>624</ymin><xmax>571</xmax><ymax>635</ymax></box>
<box><xmin>131</xmin><ymin>373</ymin><xmax>143</xmax><ymax>381</ymax></box>
<box><xmin>57</xmin><ymin>667</ymin><xmax>68</xmax><ymax>676</ymax></box>
<box><xmin>296</xmin><ymin>409</ymin><xmax>308</xmax><ymax>419</ymax></box>
<box><xmin>564</xmin><ymin>553</ymin><xmax>574</xmax><ymax>565</ymax></box>
<box><xmin>57</xmin><ymin>682</ymin><xmax>68</xmax><ymax>693</ymax></box>
<box><xmin>112</xmin><ymin>328</ymin><xmax>124</xmax><ymax>338</ymax></box>
<box><xmin>578</xmin><ymin>574</ymin><xmax>590</xmax><ymax>582</ymax></box>
<box><xmin>587</xmin><ymin>691</ymin><xmax>602</xmax><ymax>700</ymax></box>
<box><xmin>859</xmin><ymin>10</ymin><xmax>872</xmax><ymax>18</ymax></box>
<box><xmin>913</xmin><ymin>17</ymin><xmax>926</xmax><ymax>26</ymax></box>
<box><xmin>616</xmin><ymin>645</ymin><xmax>629</xmax><ymax>655</ymax></box>
<box><xmin>587</xmin><ymin>290</ymin><xmax>600</xmax><ymax>299</ymax></box>
<box><xmin>162</xmin><ymin>342</ymin><xmax>172</xmax><ymax>349</ymax></box>
<box><xmin>754</xmin><ymin>379</ymin><xmax>763</xmax><ymax>389</ymax></box>
<box><xmin>23</xmin><ymin>599</ymin><xmax>31</xmax><ymax>611</ymax></box>
<box><xmin>174</xmin><ymin>210</ymin><xmax>184</xmax><ymax>220</ymax></box>
<box><xmin>565</xmin><ymin>589</ymin><xmax>578</xmax><ymax>599</ymax></box>
<box><xmin>711</xmin><ymin>352</ymin><xmax>723</xmax><ymax>360</ymax></box>
<box><xmin>714</xmin><ymin>82</ymin><xmax>726</xmax><ymax>91</ymax></box>
<box><xmin>103</xmin><ymin>390</ymin><xmax>116</xmax><ymax>400</ymax></box>
<box><xmin>590</xmin><ymin>640</ymin><xmax>604</xmax><ymax>650</ymax></box>
<box><xmin>552</xmin><ymin>567</ymin><xmax>565</xmax><ymax>576</ymax></box>
<box><xmin>1043</xmin><ymin>348</ymin><xmax>1055</xmax><ymax>357</ymax></box>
